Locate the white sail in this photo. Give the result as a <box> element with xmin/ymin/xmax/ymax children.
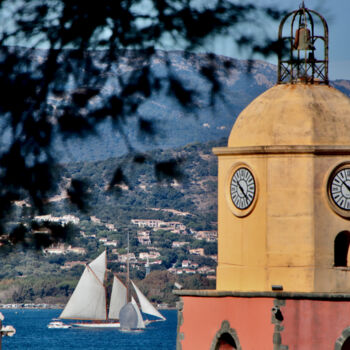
<box><xmin>131</xmin><ymin>297</ymin><xmax>145</xmax><ymax>329</ymax></box>
<box><xmin>88</xmin><ymin>250</ymin><xmax>106</xmax><ymax>283</ymax></box>
<box><xmin>131</xmin><ymin>280</ymin><xmax>166</xmax><ymax>320</ymax></box>
<box><xmin>60</xmin><ymin>251</ymin><xmax>107</xmax><ymax>320</ymax></box>
<box><xmin>108</xmin><ymin>276</ymin><xmax>127</xmax><ymax>319</ymax></box>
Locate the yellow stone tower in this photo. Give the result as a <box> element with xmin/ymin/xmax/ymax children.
<box><xmin>213</xmin><ymin>7</ymin><xmax>350</xmax><ymax>293</ymax></box>
<box><xmin>176</xmin><ymin>6</ymin><xmax>350</xmax><ymax>349</ymax></box>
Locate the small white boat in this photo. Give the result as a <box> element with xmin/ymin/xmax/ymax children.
<box><xmin>47</xmin><ymin>320</ymin><xmax>71</xmax><ymax>329</ymax></box>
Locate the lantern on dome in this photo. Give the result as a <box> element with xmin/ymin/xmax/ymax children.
<box><xmin>278</xmin><ymin>2</ymin><xmax>328</xmax><ymax>84</ymax></box>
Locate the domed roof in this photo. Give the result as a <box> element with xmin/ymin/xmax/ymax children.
<box><xmin>228</xmin><ymin>84</ymin><xmax>350</xmax><ymax>147</ymax></box>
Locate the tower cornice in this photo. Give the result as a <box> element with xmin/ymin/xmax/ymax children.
<box><xmin>213</xmin><ymin>145</ymin><xmax>350</xmax><ymax>156</ymax></box>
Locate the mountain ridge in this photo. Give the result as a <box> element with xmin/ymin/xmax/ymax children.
<box><xmin>52</xmin><ymin>49</ymin><xmax>350</xmax><ymax>162</ymax></box>
<box><xmin>6</xmin><ymin>46</ymin><xmax>347</xmax><ymax>163</ymax></box>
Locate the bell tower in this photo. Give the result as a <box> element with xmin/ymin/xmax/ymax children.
<box><xmin>176</xmin><ymin>4</ymin><xmax>350</xmax><ymax>350</ymax></box>
<box><xmin>278</xmin><ymin>2</ymin><xmax>328</xmax><ymax>84</ymax></box>
<box><xmin>214</xmin><ymin>3</ymin><xmax>350</xmax><ymax>293</ymax></box>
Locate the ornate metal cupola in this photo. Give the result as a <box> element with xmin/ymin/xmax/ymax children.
<box><xmin>277</xmin><ymin>2</ymin><xmax>328</xmax><ymax>84</ymax></box>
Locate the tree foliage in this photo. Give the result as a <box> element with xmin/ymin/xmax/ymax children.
<box><xmin>0</xmin><ymin>0</ymin><xmax>282</xmax><ymax>246</ymax></box>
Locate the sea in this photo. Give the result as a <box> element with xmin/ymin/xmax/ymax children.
<box><xmin>0</xmin><ymin>309</ymin><xmax>177</xmax><ymax>349</ymax></box>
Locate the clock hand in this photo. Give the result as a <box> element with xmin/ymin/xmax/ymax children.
<box><xmin>238</xmin><ymin>182</ymin><xmax>248</xmax><ymax>200</ymax></box>
<box><xmin>342</xmin><ymin>181</ymin><xmax>350</xmax><ymax>192</ymax></box>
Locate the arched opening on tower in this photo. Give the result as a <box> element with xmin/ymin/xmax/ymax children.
<box><xmin>214</xmin><ymin>333</ymin><xmax>237</xmax><ymax>350</ymax></box>
<box><xmin>341</xmin><ymin>337</ymin><xmax>350</xmax><ymax>350</ymax></box>
<box><xmin>211</xmin><ymin>321</ymin><xmax>241</xmax><ymax>350</ymax></box>
<box><xmin>334</xmin><ymin>231</ymin><xmax>350</xmax><ymax>267</ymax></box>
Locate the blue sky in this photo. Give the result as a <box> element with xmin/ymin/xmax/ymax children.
<box><xmin>203</xmin><ymin>0</ymin><xmax>350</xmax><ymax>80</ymax></box>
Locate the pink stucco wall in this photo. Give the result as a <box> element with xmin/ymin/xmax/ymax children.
<box><xmin>179</xmin><ymin>296</ymin><xmax>274</xmax><ymax>349</ymax></box>
<box><xmin>282</xmin><ymin>299</ymin><xmax>350</xmax><ymax>349</ymax></box>
<box><xmin>179</xmin><ymin>295</ymin><xmax>350</xmax><ymax>349</ymax></box>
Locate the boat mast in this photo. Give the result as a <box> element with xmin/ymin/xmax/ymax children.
<box><xmin>104</xmin><ymin>250</ymin><xmax>108</xmax><ymax>320</ymax></box>
<box><xmin>126</xmin><ymin>231</ymin><xmax>131</xmax><ymax>303</ymax></box>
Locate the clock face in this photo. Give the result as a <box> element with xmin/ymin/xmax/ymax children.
<box><xmin>330</xmin><ymin>167</ymin><xmax>350</xmax><ymax>211</ymax></box>
<box><xmin>230</xmin><ymin>167</ymin><xmax>256</xmax><ymax>210</ymax></box>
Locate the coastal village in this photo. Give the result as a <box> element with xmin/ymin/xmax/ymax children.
<box><xmin>36</xmin><ymin>213</ymin><xmax>217</xmax><ymax>279</ymax></box>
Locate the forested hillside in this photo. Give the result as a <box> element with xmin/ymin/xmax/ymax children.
<box><xmin>51</xmin><ymin>138</ymin><xmax>226</xmax><ymax>228</ymax></box>
<box><xmin>0</xmin><ymin>138</ymin><xmax>224</xmax><ymax>305</ymax></box>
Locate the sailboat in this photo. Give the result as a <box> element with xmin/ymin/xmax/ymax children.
<box><xmin>119</xmin><ymin>232</ymin><xmax>166</xmax><ymax>330</ymax></box>
<box><xmin>58</xmin><ymin>250</ymin><xmax>165</xmax><ymax>328</ymax></box>
<box><xmin>118</xmin><ymin>279</ymin><xmax>166</xmax><ymax>330</ymax></box>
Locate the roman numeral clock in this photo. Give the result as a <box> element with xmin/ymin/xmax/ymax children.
<box><xmin>328</xmin><ymin>164</ymin><xmax>350</xmax><ymax>217</ymax></box>
<box><xmin>227</xmin><ymin>165</ymin><xmax>257</xmax><ymax>217</ymax></box>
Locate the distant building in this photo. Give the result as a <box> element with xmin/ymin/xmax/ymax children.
<box><xmin>139</xmin><ymin>251</ymin><xmax>161</xmax><ymax>260</ymax></box>
<box><xmin>167</xmin><ymin>267</ymin><xmax>177</xmax><ymax>274</ymax></box>
<box><xmin>137</xmin><ymin>231</ymin><xmax>151</xmax><ymax>245</ymax></box>
<box><xmin>118</xmin><ymin>253</ymin><xmax>137</xmax><ymax>264</ymax></box>
<box><xmin>172</xmin><ymin>241</ymin><xmax>189</xmax><ymax>248</ymax></box>
<box><xmin>131</xmin><ymin>219</ymin><xmax>186</xmax><ymax>233</ymax></box>
<box><xmin>181</xmin><ymin>260</ymin><xmax>191</xmax><ymax>268</ymax></box>
<box><xmin>197</xmin><ymin>266</ymin><xmax>215</xmax><ymax>275</ymax></box>
<box><xmin>67</xmin><ymin>246</ymin><xmax>86</xmax><ymax>255</ymax></box>
<box><xmin>103</xmin><ymin>240</ymin><xmax>118</xmax><ymax>247</ymax></box>
<box><xmin>35</xmin><ymin>214</ymin><xmax>80</xmax><ymax>225</ymax></box>
<box><xmin>149</xmin><ymin>259</ymin><xmax>162</xmax><ymax>265</ymax></box>
<box><xmin>44</xmin><ymin>244</ymin><xmax>86</xmax><ymax>255</ymax></box>
<box><xmin>157</xmin><ymin>221</ymin><xmax>186</xmax><ymax>233</ymax></box>
<box><xmin>105</xmin><ymin>223</ymin><xmax>116</xmax><ymax>231</ymax></box>
<box><xmin>97</xmin><ymin>237</ymin><xmax>118</xmax><ymax>247</ymax></box>
<box><xmin>131</xmin><ymin>219</ymin><xmax>164</xmax><ymax>228</ymax></box>
<box><xmin>91</xmin><ymin>216</ymin><xmax>116</xmax><ymax>231</ymax></box>
<box><xmin>189</xmin><ymin>248</ymin><xmax>205</xmax><ymax>256</ymax></box>
<box><xmin>194</xmin><ymin>230</ymin><xmax>217</xmax><ymax>242</ymax></box>
<box><xmin>90</xmin><ymin>216</ymin><xmax>101</xmax><ymax>224</ymax></box>
<box><xmin>44</xmin><ymin>244</ymin><xmax>66</xmax><ymax>255</ymax></box>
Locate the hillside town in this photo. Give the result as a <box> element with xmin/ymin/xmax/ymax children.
<box><xmin>38</xmin><ymin>214</ymin><xmax>217</xmax><ymax>279</ymax></box>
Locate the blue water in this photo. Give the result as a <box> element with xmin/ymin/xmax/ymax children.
<box><xmin>1</xmin><ymin>309</ymin><xmax>177</xmax><ymax>349</ymax></box>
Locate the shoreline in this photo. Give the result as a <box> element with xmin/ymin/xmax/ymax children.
<box><xmin>0</xmin><ymin>303</ymin><xmax>177</xmax><ymax>310</ymax></box>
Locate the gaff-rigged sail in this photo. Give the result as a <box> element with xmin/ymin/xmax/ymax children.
<box><xmin>131</xmin><ymin>281</ymin><xmax>166</xmax><ymax>321</ymax></box>
<box><xmin>108</xmin><ymin>276</ymin><xmax>127</xmax><ymax>320</ymax></box>
<box><xmin>59</xmin><ymin>251</ymin><xmax>107</xmax><ymax>320</ymax></box>
<box><xmin>131</xmin><ymin>297</ymin><xmax>146</xmax><ymax>329</ymax></box>
<box><xmin>88</xmin><ymin>250</ymin><xmax>106</xmax><ymax>283</ymax></box>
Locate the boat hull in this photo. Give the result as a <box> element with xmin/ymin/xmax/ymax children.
<box><xmin>72</xmin><ymin>322</ymin><xmax>120</xmax><ymax>328</ymax></box>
